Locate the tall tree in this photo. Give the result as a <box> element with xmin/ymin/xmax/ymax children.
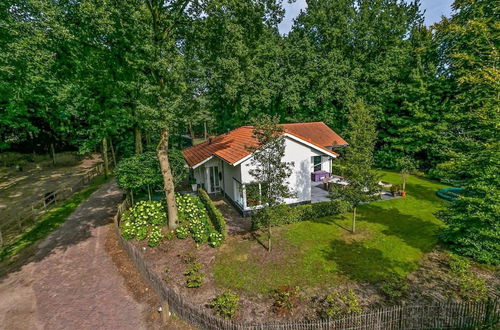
<box><xmin>330</xmin><ymin>101</ymin><xmax>380</xmax><ymax>233</ymax></box>
<box><xmin>434</xmin><ymin>0</ymin><xmax>499</xmax><ymax>264</ymax></box>
<box><xmin>247</xmin><ymin>115</ymin><xmax>294</xmax><ymax>251</ymax></box>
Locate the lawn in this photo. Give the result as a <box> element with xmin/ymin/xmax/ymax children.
<box><xmin>214</xmin><ymin>171</ymin><xmax>449</xmax><ymax>294</ymax></box>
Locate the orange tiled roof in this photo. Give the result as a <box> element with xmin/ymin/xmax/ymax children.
<box><xmin>182</xmin><ymin>122</ymin><xmax>347</xmax><ymax>167</ymax></box>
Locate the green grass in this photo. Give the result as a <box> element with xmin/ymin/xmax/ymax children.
<box><xmin>0</xmin><ymin>176</ymin><xmax>108</xmax><ymax>262</ymax></box>
<box><xmin>214</xmin><ymin>171</ymin><xmax>449</xmax><ymax>294</ymax></box>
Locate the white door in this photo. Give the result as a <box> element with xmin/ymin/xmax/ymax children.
<box><xmin>207</xmin><ymin>166</ymin><xmax>220</xmax><ymax>193</ymax></box>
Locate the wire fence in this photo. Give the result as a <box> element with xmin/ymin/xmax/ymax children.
<box><xmin>113</xmin><ymin>197</ymin><xmax>499</xmax><ymax>330</ymax></box>
<box><xmin>0</xmin><ymin>163</ymin><xmax>105</xmax><ymax>247</ymax></box>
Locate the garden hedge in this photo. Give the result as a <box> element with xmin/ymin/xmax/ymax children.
<box><xmin>252</xmin><ymin>199</ymin><xmax>351</xmax><ymax>230</ymax></box>
<box><xmin>198</xmin><ymin>188</ymin><xmax>227</xmax><ymax>238</ymax></box>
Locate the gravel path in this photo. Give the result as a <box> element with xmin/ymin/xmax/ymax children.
<box><xmin>0</xmin><ymin>180</ymin><xmax>149</xmax><ymax>330</ymax></box>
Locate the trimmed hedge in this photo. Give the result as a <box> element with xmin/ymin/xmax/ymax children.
<box><xmin>252</xmin><ymin>199</ymin><xmax>350</xmax><ymax>230</ymax></box>
<box><xmin>198</xmin><ymin>188</ymin><xmax>227</xmax><ymax>238</ymax></box>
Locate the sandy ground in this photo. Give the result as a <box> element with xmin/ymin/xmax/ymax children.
<box><xmin>0</xmin><ymin>154</ymin><xmax>102</xmax><ymax>223</ymax></box>
<box><xmin>0</xmin><ymin>181</ymin><xmax>167</xmax><ymax>330</ymax></box>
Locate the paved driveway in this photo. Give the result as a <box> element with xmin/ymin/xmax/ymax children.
<box><xmin>0</xmin><ymin>181</ymin><xmax>149</xmax><ymax>330</ymax></box>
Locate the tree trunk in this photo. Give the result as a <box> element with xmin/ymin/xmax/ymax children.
<box><xmin>50</xmin><ymin>143</ymin><xmax>56</xmax><ymax>166</ymax></box>
<box><xmin>188</xmin><ymin>120</ymin><xmax>195</xmax><ymax>140</ymax></box>
<box><xmin>204</xmin><ymin>122</ymin><xmax>207</xmax><ymax>140</ymax></box>
<box><xmin>109</xmin><ymin>137</ymin><xmax>117</xmax><ymax>167</ymax></box>
<box><xmin>352</xmin><ymin>207</ymin><xmax>356</xmax><ymax>233</ymax></box>
<box><xmin>268</xmin><ymin>225</ymin><xmax>272</xmax><ymax>252</ymax></box>
<box><xmin>102</xmin><ymin>137</ymin><xmax>109</xmax><ymax>178</ymax></box>
<box><xmin>135</xmin><ymin>127</ymin><xmax>143</xmax><ymax>154</ymax></box>
<box><xmin>147</xmin><ymin>184</ymin><xmax>152</xmax><ymax>202</ymax></box>
<box><xmin>402</xmin><ymin>178</ymin><xmax>406</xmax><ymax>193</ymax></box>
<box><xmin>157</xmin><ymin>130</ymin><xmax>178</xmax><ymax>229</ymax></box>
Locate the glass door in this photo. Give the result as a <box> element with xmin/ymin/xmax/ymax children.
<box><xmin>208</xmin><ymin>166</ymin><xmax>220</xmax><ymax>193</ymax></box>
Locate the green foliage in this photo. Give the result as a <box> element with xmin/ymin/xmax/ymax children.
<box><xmin>321</xmin><ymin>289</ymin><xmax>362</xmax><ymax>319</ymax></box>
<box><xmin>174</xmin><ymin>225</ymin><xmax>189</xmax><ymax>239</ymax></box>
<box><xmin>448</xmin><ymin>254</ymin><xmax>487</xmax><ymax>301</ymax></box>
<box><xmin>184</xmin><ymin>262</ymin><xmax>204</xmax><ymax>288</ymax></box>
<box><xmin>198</xmin><ymin>188</ymin><xmax>227</xmax><ymax>238</ymax></box>
<box><xmin>251</xmin><ymin>200</ymin><xmax>350</xmax><ymax>229</ymax></box>
<box><xmin>120</xmin><ymin>201</ymin><xmax>166</xmax><ymax>247</ymax></box>
<box><xmin>272</xmin><ymin>286</ymin><xmax>300</xmax><ymax>315</ymax></box>
<box><xmin>381</xmin><ymin>277</ymin><xmax>409</xmax><ymax>301</ymax></box>
<box><xmin>115</xmin><ymin>152</ymin><xmax>162</xmax><ymax>193</ymax></box>
<box><xmin>210</xmin><ymin>291</ymin><xmax>240</xmax><ymax>319</ymax></box>
<box><xmin>176</xmin><ymin>193</ymin><xmax>222</xmax><ymax>247</ymax></box>
<box><xmin>116</xmin><ymin>151</ymin><xmax>187</xmax><ymax>194</ymax></box>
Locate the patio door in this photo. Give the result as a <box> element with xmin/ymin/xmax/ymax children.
<box><xmin>311</xmin><ymin>156</ymin><xmax>322</xmax><ymax>172</ymax></box>
<box><xmin>207</xmin><ymin>166</ymin><xmax>220</xmax><ymax>193</ymax></box>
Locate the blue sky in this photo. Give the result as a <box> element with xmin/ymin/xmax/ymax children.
<box><xmin>278</xmin><ymin>0</ymin><xmax>455</xmax><ymax>34</ymax></box>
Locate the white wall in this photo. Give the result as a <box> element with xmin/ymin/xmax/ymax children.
<box><xmin>239</xmin><ymin>136</ymin><xmax>333</xmax><ymax>207</ymax></box>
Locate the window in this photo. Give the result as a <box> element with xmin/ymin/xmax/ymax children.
<box><xmin>311</xmin><ymin>156</ymin><xmax>322</xmax><ymax>172</ymax></box>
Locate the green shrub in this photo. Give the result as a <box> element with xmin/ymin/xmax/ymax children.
<box><xmin>176</xmin><ymin>193</ymin><xmax>221</xmax><ymax>247</ymax></box>
<box><xmin>198</xmin><ymin>188</ymin><xmax>227</xmax><ymax>238</ymax></box>
<box><xmin>321</xmin><ymin>289</ymin><xmax>362</xmax><ymax>319</ymax></box>
<box><xmin>272</xmin><ymin>285</ymin><xmax>300</xmax><ymax>315</ymax></box>
<box><xmin>252</xmin><ymin>200</ymin><xmax>350</xmax><ymax>229</ymax></box>
<box><xmin>381</xmin><ymin>277</ymin><xmax>408</xmax><ymax>301</ymax></box>
<box><xmin>210</xmin><ymin>291</ymin><xmax>240</xmax><ymax>319</ymax></box>
<box><xmin>175</xmin><ymin>225</ymin><xmax>189</xmax><ymax>239</ymax></box>
<box><xmin>186</xmin><ymin>273</ymin><xmax>205</xmax><ymax>288</ymax></box>
<box><xmin>120</xmin><ymin>200</ymin><xmax>167</xmax><ymax>246</ymax></box>
<box><xmin>448</xmin><ymin>254</ymin><xmax>487</xmax><ymax>301</ymax></box>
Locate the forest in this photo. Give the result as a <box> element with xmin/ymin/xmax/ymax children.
<box><xmin>1</xmin><ymin>0</ymin><xmax>498</xmax><ymax>264</ymax></box>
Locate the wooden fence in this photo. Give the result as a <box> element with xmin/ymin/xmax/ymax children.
<box><xmin>113</xmin><ymin>198</ymin><xmax>499</xmax><ymax>330</ymax></box>
<box><xmin>0</xmin><ymin>163</ymin><xmax>105</xmax><ymax>247</ymax></box>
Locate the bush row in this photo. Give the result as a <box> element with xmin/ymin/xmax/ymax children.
<box><xmin>198</xmin><ymin>188</ymin><xmax>227</xmax><ymax>238</ymax></box>
<box><xmin>252</xmin><ymin>199</ymin><xmax>350</xmax><ymax>229</ymax></box>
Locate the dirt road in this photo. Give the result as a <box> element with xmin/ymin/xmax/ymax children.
<box><xmin>0</xmin><ymin>181</ymin><xmax>155</xmax><ymax>330</ymax></box>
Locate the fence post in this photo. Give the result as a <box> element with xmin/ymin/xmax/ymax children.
<box><xmin>161</xmin><ymin>301</ymin><xmax>170</xmax><ymax>324</ymax></box>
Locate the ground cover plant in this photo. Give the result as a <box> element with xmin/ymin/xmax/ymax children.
<box><xmin>0</xmin><ymin>175</ymin><xmax>108</xmax><ymax>263</ymax></box>
<box><xmin>214</xmin><ymin>171</ymin><xmax>449</xmax><ymax>294</ymax></box>
<box><xmin>120</xmin><ymin>200</ymin><xmax>167</xmax><ymax>247</ymax></box>
<box><xmin>210</xmin><ymin>291</ymin><xmax>240</xmax><ymax>319</ymax></box>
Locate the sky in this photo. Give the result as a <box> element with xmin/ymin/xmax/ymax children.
<box><xmin>278</xmin><ymin>0</ymin><xmax>455</xmax><ymax>35</ymax></box>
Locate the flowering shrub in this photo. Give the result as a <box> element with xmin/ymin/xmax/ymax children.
<box><xmin>320</xmin><ymin>289</ymin><xmax>362</xmax><ymax>319</ymax></box>
<box><xmin>208</xmin><ymin>232</ymin><xmax>223</xmax><ymax>247</ymax></box>
<box><xmin>176</xmin><ymin>193</ymin><xmax>222</xmax><ymax>247</ymax></box>
<box><xmin>175</xmin><ymin>226</ymin><xmax>189</xmax><ymax>239</ymax></box>
<box><xmin>121</xmin><ymin>200</ymin><xmax>167</xmax><ymax>246</ymax></box>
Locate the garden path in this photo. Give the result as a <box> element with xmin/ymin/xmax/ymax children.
<box><xmin>210</xmin><ymin>194</ymin><xmax>252</xmax><ymax>235</ymax></box>
<box><xmin>0</xmin><ymin>181</ymin><xmax>152</xmax><ymax>330</ymax></box>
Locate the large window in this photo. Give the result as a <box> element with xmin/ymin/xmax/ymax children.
<box><xmin>311</xmin><ymin>156</ymin><xmax>322</xmax><ymax>172</ymax></box>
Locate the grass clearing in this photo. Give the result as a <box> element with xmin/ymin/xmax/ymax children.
<box><xmin>0</xmin><ymin>175</ymin><xmax>109</xmax><ymax>262</ymax></box>
<box><xmin>214</xmin><ymin>171</ymin><xmax>449</xmax><ymax>294</ymax></box>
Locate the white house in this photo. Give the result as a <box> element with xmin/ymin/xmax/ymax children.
<box><xmin>182</xmin><ymin>122</ymin><xmax>348</xmax><ymax>215</ymax></box>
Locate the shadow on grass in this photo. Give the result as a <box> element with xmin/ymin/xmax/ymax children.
<box><xmin>322</xmin><ymin>239</ymin><xmax>416</xmax><ymax>283</ymax></box>
<box><xmin>357</xmin><ymin>204</ymin><xmax>441</xmax><ymax>253</ymax></box>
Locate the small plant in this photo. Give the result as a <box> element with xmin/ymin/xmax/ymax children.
<box><xmin>186</xmin><ymin>272</ymin><xmax>205</xmax><ymax>288</ymax></box>
<box><xmin>210</xmin><ymin>291</ymin><xmax>239</xmax><ymax>319</ymax></box>
<box><xmin>381</xmin><ymin>277</ymin><xmax>408</xmax><ymax>301</ymax></box>
<box><xmin>163</xmin><ymin>266</ymin><xmax>170</xmax><ymax>273</ymax></box>
<box><xmin>321</xmin><ymin>289</ymin><xmax>362</xmax><ymax>319</ymax></box>
<box><xmin>390</xmin><ymin>184</ymin><xmax>401</xmax><ymax>197</ymax></box>
<box><xmin>183</xmin><ymin>262</ymin><xmax>202</xmax><ymax>276</ymax></box>
<box><xmin>272</xmin><ymin>285</ymin><xmax>300</xmax><ymax>315</ymax></box>
<box><xmin>448</xmin><ymin>253</ymin><xmax>487</xmax><ymax>301</ymax></box>
<box><xmin>208</xmin><ymin>231</ymin><xmax>223</xmax><ymax>247</ymax></box>
<box><xmin>147</xmin><ymin>225</ymin><xmax>163</xmax><ymax>247</ymax></box>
